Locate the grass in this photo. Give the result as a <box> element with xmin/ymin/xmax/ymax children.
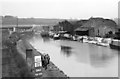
<box><xmin>2</xmin><ymin>29</ymin><xmax>34</xmax><ymax>77</ymax></box>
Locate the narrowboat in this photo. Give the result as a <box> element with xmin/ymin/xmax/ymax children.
<box><xmin>110</xmin><ymin>39</ymin><xmax>120</xmax><ymax>50</ymax></box>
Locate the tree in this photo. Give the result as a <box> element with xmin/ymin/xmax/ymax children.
<box><xmin>59</xmin><ymin>20</ymin><xmax>74</xmax><ymax>34</ymax></box>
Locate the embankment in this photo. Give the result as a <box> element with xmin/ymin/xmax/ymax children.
<box><xmin>2</xmin><ymin>30</ymin><xmax>69</xmax><ymax>78</ymax></box>
<box><xmin>2</xmin><ymin>30</ymin><xmax>34</xmax><ymax>78</ymax></box>
<box><xmin>17</xmin><ymin>33</ymin><xmax>69</xmax><ymax>78</ymax></box>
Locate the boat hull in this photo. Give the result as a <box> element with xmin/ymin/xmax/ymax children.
<box><xmin>110</xmin><ymin>44</ymin><xmax>120</xmax><ymax>50</ymax></box>
<box><xmin>53</xmin><ymin>37</ymin><xmax>60</xmax><ymax>40</ymax></box>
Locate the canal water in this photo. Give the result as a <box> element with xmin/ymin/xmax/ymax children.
<box><xmin>29</xmin><ymin>35</ymin><xmax>118</xmax><ymax>77</ymax></box>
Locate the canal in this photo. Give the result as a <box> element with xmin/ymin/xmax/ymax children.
<box><xmin>29</xmin><ymin>35</ymin><xmax>118</xmax><ymax>77</ymax></box>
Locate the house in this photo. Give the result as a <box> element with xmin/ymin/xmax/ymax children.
<box><xmin>82</xmin><ymin>17</ymin><xmax>117</xmax><ymax>37</ymax></box>
<box><xmin>53</xmin><ymin>24</ymin><xmax>61</xmax><ymax>32</ymax></box>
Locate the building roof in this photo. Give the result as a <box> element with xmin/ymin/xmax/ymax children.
<box><xmin>74</xmin><ymin>27</ymin><xmax>89</xmax><ymax>31</ymax></box>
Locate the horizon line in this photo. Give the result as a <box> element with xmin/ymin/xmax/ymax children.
<box><xmin>1</xmin><ymin>15</ymin><xmax>117</xmax><ymax>20</ymax></box>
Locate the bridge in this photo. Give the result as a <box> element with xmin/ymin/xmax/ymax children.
<box><xmin>0</xmin><ymin>24</ymin><xmax>50</xmax><ymax>32</ymax></box>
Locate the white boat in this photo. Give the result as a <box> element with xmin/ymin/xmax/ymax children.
<box><xmin>53</xmin><ymin>34</ymin><xmax>60</xmax><ymax>39</ymax></box>
<box><xmin>72</xmin><ymin>36</ymin><xmax>77</xmax><ymax>41</ymax></box>
<box><xmin>62</xmin><ymin>34</ymin><xmax>72</xmax><ymax>40</ymax></box>
<box><xmin>96</xmin><ymin>38</ymin><xmax>111</xmax><ymax>47</ymax></box>
<box><xmin>83</xmin><ymin>39</ymin><xmax>89</xmax><ymax>43</ymax></box>
<box><xmin>90</xmin><ymin>40</ymin><xmax>97</xmax><ymax>44</ymax></box>
<box><xmin>85</xmin><ymin>37</ymin><xmax>94</xmax><ymax>44</ymax></box>
<box><xmin>49</xmin><ymin>32</ymin><xmax>55</xmax><ymax>37</ymax></box>
<box><xmin>96</xmin><ymin>42</ymin><xmax>109</xmax><ymax>47</ymax></box>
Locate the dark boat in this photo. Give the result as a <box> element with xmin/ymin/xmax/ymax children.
<box><xmin>109</xmin><ymin>39</ymin><xmax>120</xmax><ymax>50</ymax></box>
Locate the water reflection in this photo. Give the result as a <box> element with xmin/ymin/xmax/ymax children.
<box><xmin>60</xmin><ymin>45</ymin><xmax>72</xmax><ymax>57</ymax></box>
<box><xmin>42</xmin><ymin>37</ymin><xmax>50</xmax><ymax>42</ymax></box>
<box><xmin>88</xmin><ymin>44</ymin><xmax>118</xmax><ymax>67</ymax></box>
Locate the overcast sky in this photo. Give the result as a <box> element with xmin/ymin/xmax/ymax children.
<box><xmin>0</xmin><ymin>0</ymin><xmax>119</xmax><ymax>19</ymax></box>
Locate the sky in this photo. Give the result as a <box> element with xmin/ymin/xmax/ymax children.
<box><xmin>0</xmin><ymin>0</ymin><xmax>120</xmax><ymax>19</ymax></box>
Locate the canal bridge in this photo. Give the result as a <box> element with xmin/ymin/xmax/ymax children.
<box><xmin>0</xmin><ymin>24</ymin><xmax>50</xmax><ymax>32</ymax></box>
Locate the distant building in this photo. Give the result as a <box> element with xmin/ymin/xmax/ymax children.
<box><xmin>42</xmin><ymin>25</ymin><xmax>50</xmax><ymax>32</ymax></box>
<box><xmin>82</xmin><ymin>17</ymin><xmax>117</xmax><ymax>37</ymax></box>
<box><xmin>53</xmin><ymin>24</ymin><xmax>61</xmax><ymax>32</ymax></box>
<box><xmin>53</xmin><ymin>20</ymin><xmax>74</xmax><ymax>34</ymax></box>
<box><xmin>74</xmin><ymin>27</ymin><xmax>89</xmax><ymax>36</ymax></box>
<box><xmin>53</xmin><ymin>17</ymin><xmax>118</xmax><ymax>37</ymax></box>
<box><xmin>70</xmin><ymin>20</ymin><xmax>88</xmax><ymax>30</ymax></box>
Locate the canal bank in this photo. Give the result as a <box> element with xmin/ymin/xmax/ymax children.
<box><xmin>2</xmin><ymin>30</ymin><xmax>34</xmax><ymax>77</ymax></box>
<box><xmin>16</xmin><ymin>32</ymin><xmax>69</xmax><ymax>78</ymax></box>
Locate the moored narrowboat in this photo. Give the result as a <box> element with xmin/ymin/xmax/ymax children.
<box><xmin>110</xmin><ymin>39</ymin><xmax>120</xmax><ymax>50</ymax></box>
